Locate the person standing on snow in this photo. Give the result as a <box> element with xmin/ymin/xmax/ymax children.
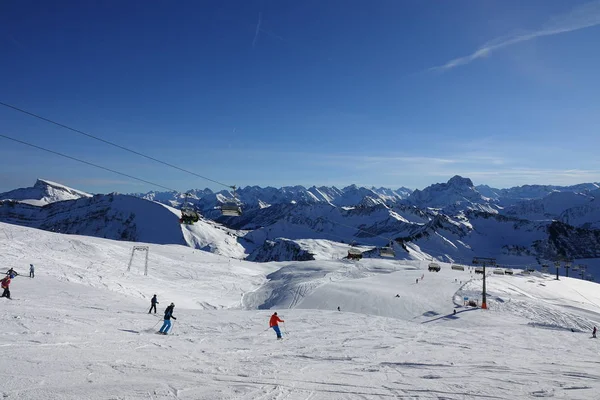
<box><xmin>593</xmin><ymin>326</ymin><xmax>597</xmax><ymax>338</ymax></box>
<box><xmin>29</xmin><ymin>264</ymin><xmax>35</xmax><ymax>278</ymax></box>
<box><xmin>158</xmin><ymin>303</ymin><xmax>176</xmax><ymax>335</ymax></box>
<box><xmin>269</xmin><ymin>312</ymin><xmax>284</xmax><ymax>340</ymax></box>
<box><xmin>6</xmin><ymin>268</ymin><xmax>17</xmax><ymax>278</ymax></box>
<box><xmin>149</xmin><ymin>294</ymin><xmax>159</xmax><ymax>314</ymax></box>
<box><xmin>1</xmin><ymin>275</ymin><xmax>11</xmax><ymax>299</ymax></box>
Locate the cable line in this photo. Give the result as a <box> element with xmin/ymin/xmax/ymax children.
<box><xmin>0</xmin><ymin>133</ymin><xmax>178</xmax><ymax>192</ymax></box>
<box><xmin>0</xmin><ymin>101</ymin><xmax>234</xmax><ymax>189</ymax></box>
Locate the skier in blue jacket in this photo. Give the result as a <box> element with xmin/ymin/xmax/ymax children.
<box><xmin>158</xmin><ymin>303</ymin><xmax>176</xmax><ymax>335</ymax></box>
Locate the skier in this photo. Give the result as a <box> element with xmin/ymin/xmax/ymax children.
<box><xmin>337</xmin><ymin>306</ymin><xmax>341</xmax><ymax>312</ymax></box>
<box><xmin>29</xmin><ymin>264</ymin><xmax>35</xmax><ymax>278</ymax></box>
<box><xmin>593</xmin><ymin>326</ymin><xmax>597</xmax><ymax>338</ymax></box>
<box><xmin>453</xmin><ymin>309</ymin><xmax>457</xmax><ymax>315</ymax></box>
<box><xmin>1</xmin><ymin>275</ymin><xmax>11</xmax><ymax>299</ymax></box>
<box><xmin>269</xmin><ymin>312</ymin><xmax>284</xmax><ymax>340</ymax></box>
<box><xmin>6</xmin><ymin>268</ymin><xmax>16</xmax><ymax>278</ymax></box>
<box><xmin>158</xmin><ymin>303</ymin><xmax>176</xmax><ymax>335</ymax></box>
<box><xmin>148</xmin><ymin>294</ymin><xmax>159</xmax><ymax>314</ymax></box>
<box><xmin>416</xmin><ymin>278</ymin><xmax>418</xmax><ymax>284</ymax></box>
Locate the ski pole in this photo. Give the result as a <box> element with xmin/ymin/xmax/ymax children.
<box><xmin>258</xmin><ymin>327</ymin><xmax>270</xmax><ymax>336</ymax></box>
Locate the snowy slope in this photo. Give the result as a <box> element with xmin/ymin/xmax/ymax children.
<box><xmin>0</xmin><ymin>179</ymin><xmax>92</xmax><ymax>206</ymax></box>
<box><xmin>1</xmin><ymin>222</ymin><xmax>600</xmax><ymax>399</ymax></box>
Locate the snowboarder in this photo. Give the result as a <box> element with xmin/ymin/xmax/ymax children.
<box><xmin>158</xmin><ymin>303</ymin><xmax>176</xmax><ymax>335</ymax></box>
<box><xmin>593</xmin><ymin>326</ymin><xmax>597</xmax><ymax>338</ymax></box>
<box><xmin>269</xmin><ymin>312</ymin><xmax>284</xmax><ymax>340</ymax></box>
<box><xmin>148</xmin><ymin>294</ymin><xmax>159</xmax><ymax>314</ymax></box>
<box><xmin>1</xmin><ymin>275</ymin><xmax>11</xmax><ymax>299</ymax></box>
<box><xmin>29</xmin><ymin>264</ymin><xmax>35</xmax><ymax>278</ymax></box>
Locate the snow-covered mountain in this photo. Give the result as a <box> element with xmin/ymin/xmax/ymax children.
<box><xmin>4</xmin><ymin>179</ymin><xmax>600</xmax><ymax>268</ymax></box>
<box><xmin>404</xmin><ymin>175</ymin><xmax>499</xmax><ymax>214</ymax></box>
<box><xmin>132</xmin><ymin>184</ymin><xmax>413</xmax><ymax>215</ymax></box>
<box><xmin>0</xmin><ymin>179</ymin><xmax>92</xmax><ymax>206</ymax></box>
<box><xmin>477</xmin><ymin>182</ymin><xmax>600</xmax><ymax>204</ymax></box>
<box><xmin>501</xmin><ymin>191</ymin><xmax>594</xmax><ymax>221</ymax></box>
<box><xmin>559</xmin><ymin>192</ymin><xmax>600</xmax><ymax>229</ymax></box>
<box><xmin>399</xmin><ymin>211</ymin><xmax>600</xmax><ymax>264</ymax></box>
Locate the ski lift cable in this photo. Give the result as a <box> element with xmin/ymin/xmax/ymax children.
<box><xmin>0</xmin><ymin>101</ymin><xmax>235</xmax><ymax>190</ymax></box>
<box><xmin>0</xmin><ymin>133</ymin><xmax>178</xmax><ymax>192</ymax></box>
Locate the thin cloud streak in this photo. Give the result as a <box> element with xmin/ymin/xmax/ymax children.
<box><xmin>431</xmin><ymin>0</ymin><xmax>600</xmax><ymax>71</ymax></box>
<box><xmin>252</xmin><ymin>12</ymin><xmax>263</xmax><ymax>48</ymax></box>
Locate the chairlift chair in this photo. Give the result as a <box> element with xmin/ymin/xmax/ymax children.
<box><xmin>179</xmin><ymin>192</ymin><xmax>200</xmax><ymax>224</ymax></box>
<box><xmin>221</xmin><ymin>203</ymin><xmax>242</xmax><ymax>216</ymax></box>
<box><xmin>220</xmin><ymin>185</ymin><xmax>243</xmax><ymax>217</ymax></box>
<box><xmin>380</xmin><ymin>242</ymin><xmax>395</xmax><ymax>258</ymax></box>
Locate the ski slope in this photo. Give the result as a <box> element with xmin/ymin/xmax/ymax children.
<box><xmin>1</xmin><ymin>222</ymin><xmax>600</xmax><ymax>399</ymax></box>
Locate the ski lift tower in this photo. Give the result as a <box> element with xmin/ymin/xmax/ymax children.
<box><xmin>472</xmin><ymin>257</ymin><xmax>496</xmax><ymax>310</ymax></box>
<box><xmin>579</xmin><ymin>265</ymin><xmax>587</xmax><ymax>280</ymax></box>
<box><xmin>564</xmin><ymin>260</ymin><xmax>572</xmax><ymax>278</ymax></box>
<box><xmin>554</xmin><ymin>260</ymin><xmax>561</xmax><ymax>280</ymax></box>
<box><xmin>127</xmin><ymin>246</ymin><xmax>149</xmax><ymax>276</ymax></box>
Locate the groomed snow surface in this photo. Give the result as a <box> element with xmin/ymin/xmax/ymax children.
<box><xmin>1</xmin><ymin>222</ymin><xmax>600</xmax><ymax>399</ymax></box>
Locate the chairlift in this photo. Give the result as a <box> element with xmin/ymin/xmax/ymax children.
<box><xmin>220</xmin><ymin>185</ymin><xmax>242</xmax><ymax>217</ymax></box>
<box><xmin>380</xmin><ymin>241</ymin><xmax>395</xmax><ymax>258</ymax></box>
<box><xmin>180</xmin><ymin>192</ymin><xmax>200</xmax><ymax>224</ymax></box>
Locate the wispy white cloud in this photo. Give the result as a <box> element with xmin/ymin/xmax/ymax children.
<box><xmin>431</xmin><ymin>0</ymin><xmax>600</xmax><ymax>71</ymax></box>
<box><xmin>252</xmin><ymin>12</ymin><xmax>263</xmax><ymax>48</ymax></box>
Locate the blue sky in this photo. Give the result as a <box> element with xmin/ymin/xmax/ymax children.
<box><xmin>1</xmin><ymin>0</ymin><xmax>600</xmax><ymax>194</ymax></box>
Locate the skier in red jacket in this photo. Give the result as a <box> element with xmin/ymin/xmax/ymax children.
<box><xmin>1</xmin><ymin>276</ymin><xmax>11</xmax><ymax>299</ymax></box>
<box><xmin>269</xmin><ymin>312</ymin><xmax>284</xmax><ymax>340</ymax></box>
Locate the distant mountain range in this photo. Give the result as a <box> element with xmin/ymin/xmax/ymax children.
<box><xmin>1</xmin><ymin>178</ymin><xmax>599</xmax><ymax>278</ymax></box>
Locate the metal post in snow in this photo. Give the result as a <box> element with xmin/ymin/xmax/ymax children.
<box><xmin>472</xmin><ymin>257</ymin><xmax>496</xmax><ymax>310</ymax></box>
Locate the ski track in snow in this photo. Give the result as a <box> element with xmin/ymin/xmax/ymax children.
<box><xmin>1</xmin><ymin>222</ymin><xmax>600</xmax><ymax>399</ymax></box>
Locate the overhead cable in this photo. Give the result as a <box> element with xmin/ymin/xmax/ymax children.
<box><xmin>0</xmin><ymin>101</ymin><xmax>233</xmax><ymax>189</ymax></box>
<box><xmin>0</xmin><ymin>133</ymin><xmax>178</xmax><ymax>192</ymax></box>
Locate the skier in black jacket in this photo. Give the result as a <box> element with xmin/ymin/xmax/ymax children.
<box><xmin>148</xmin><ymin>294</ymin><xmax>159</xmax><ymax>314</ymax></box>
<box><xmin>158</xmin><ymin>303</ymin><xmax>176</xmax><ymax>335</ymax></box>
